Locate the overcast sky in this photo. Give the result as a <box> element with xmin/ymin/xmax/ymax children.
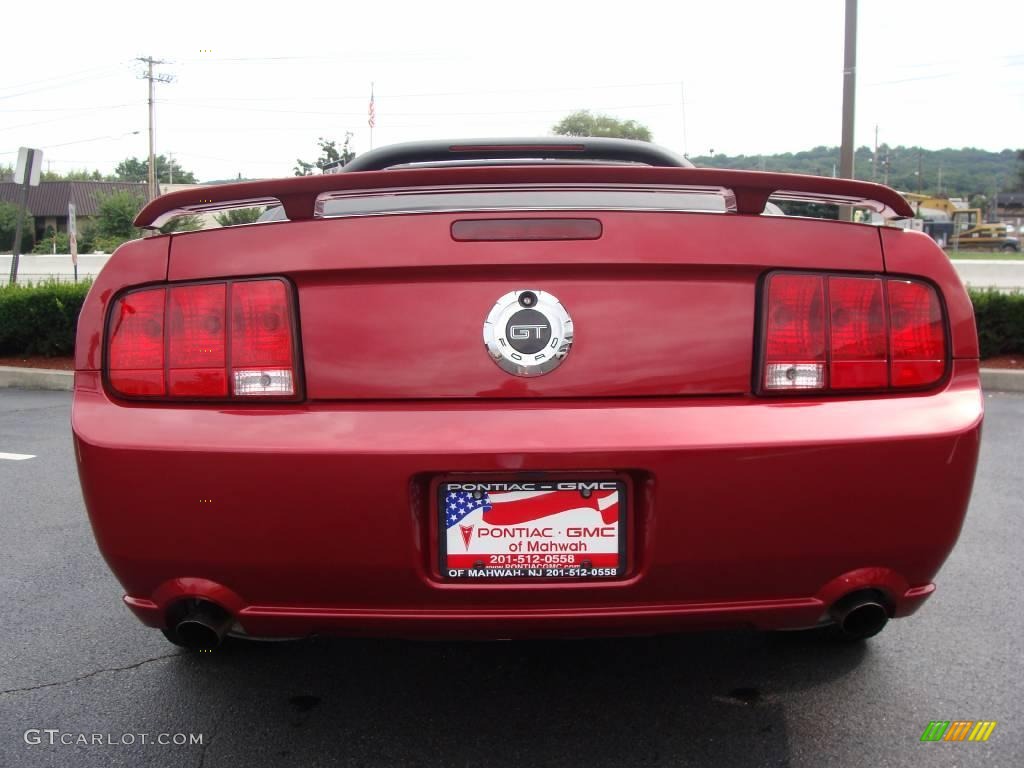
<box><xmin>2</xmin><ymin>0</ymin><xmax>1022</xmax><ymax>182</ymax></box>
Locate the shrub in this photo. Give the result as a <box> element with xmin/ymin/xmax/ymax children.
<box><xmin>31</xmin><ymin>223</ymin><xmax>98</xmax><ymax>254</ymax></box>
<box><xmin>969</xmin><ymin>289</ymin><xmax>1024</xmax><ymax>359</ymax></box>
<box><xmin>0</xmin><ymin>279</ymin><xmax>93</xmax><ymax>356</ymax></box>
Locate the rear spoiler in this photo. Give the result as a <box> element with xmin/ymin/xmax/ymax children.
<box><xmin>135</xmin><ymin>166</ymin><xmax>914</xmax><ymax>229</ymax></box>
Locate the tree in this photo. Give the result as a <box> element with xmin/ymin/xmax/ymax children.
<box><xmin>114</xmin><ymin>156</ymin><xmax>197</xmax><ymax>184</ymax></box>
<box><xmin>214</xmin><ymin>207</ymin><xmax>264</xmax><ymax>227</ymax></box>
<box><xmin>41</xmin><ymin>169</ymin><xmax>111</xmax><ymax>182</ymax></box>
<box><xmin>691</xmin><ymin>145</ymin><xmax>1019</xmax><ymax>198</ymax></box>
<box><xmin>552</xmin><ymin>110</ymin><xmax>653</xmax><ymax>141</ymax></box>
<box><xmin>31</xmin><ymin>222</ymin><xmax>97</xmax><ymax>254</ymax></box>
<box><xmin>94</xmin><ymin>190</ymin><xmax>145</xmax><ymax>250</ymax></box>
<box><xmin>295</xmin><ymin>133</ymin><xmax>355</xmax><ymax>176</ymax></box>
<box><xmin>0</xmin><ymin>201</ymin><xmax>34</xmax><ymax>253</ymax></box>
<box><xmin>159</xmin><ymin>215</ymin><xmax>204</xmax><ymax>234</ymax></box>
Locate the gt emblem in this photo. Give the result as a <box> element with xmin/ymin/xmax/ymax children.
<box><xmin>509</xmin><ymin>324</ymin><xmax>547</xmax><ymax>340</ymax></box>
<box><xmin>483</xmin><ymin>290</ymin><xmax>573</xmax><ymax>377</ymax></box>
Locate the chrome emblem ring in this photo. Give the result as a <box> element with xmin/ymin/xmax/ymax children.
<box><xmin>483</xmin><ymin>290</ymin><xmax>573</xmax><ymax>377</ymax></box>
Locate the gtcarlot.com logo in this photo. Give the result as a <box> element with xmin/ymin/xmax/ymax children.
<box><xmin>920</xmin><ymin>720</ymin><xmax>997</xmax><ymax>742</ymax></box>
<box><xmin>24</xmin><ymin>730</ymin><xmax>203</xmax><ymax>747</ymax></box>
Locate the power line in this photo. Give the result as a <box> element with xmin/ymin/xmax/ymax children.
<box><xmin>0</xmin><ymin>64</ymin><xmax>129</xmax><ymax>101</ymax></box>
<box><xmin>0</xmin><ymin>102</ymin><xmax>137</xmax><ymax>113</ymax></box>
<box><xmin>156</xmin><ymin>101</ymin><xmax>677</xmax><ymax>118</ymax></box>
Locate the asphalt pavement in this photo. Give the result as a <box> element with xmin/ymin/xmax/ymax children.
<box><xmin>0</xmin><ymin>388</ymin><xmax>1021</xmax><ymax>768</ymax></box>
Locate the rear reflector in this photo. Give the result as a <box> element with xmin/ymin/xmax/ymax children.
<box><xmin>107</xmin><ymin>278</ymin><xmax>299</xmax><ymax>400</ymax></box>
<box><xmin>760</xmin><ymin>272</ymin><xmax>946</xmax><ymax>394</ymax></box>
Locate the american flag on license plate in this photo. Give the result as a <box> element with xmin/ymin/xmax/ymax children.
<box><xmin>445</xmin><ymin>488</ymin><xmax>619</xmax><ymax>529</ymax></box>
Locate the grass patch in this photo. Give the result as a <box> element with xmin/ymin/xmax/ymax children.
<box><xmin>947</xmin><ymin>250</ymin><xmax>1024</xmax><ymax>261</ymax></box>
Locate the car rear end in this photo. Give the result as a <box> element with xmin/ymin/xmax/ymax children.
<box><xmin>72</xmin><ymin>140</ymin><xmax>983</xmax><ymax>648</ymax></box>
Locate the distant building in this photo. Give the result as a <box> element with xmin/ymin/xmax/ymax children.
<box><xmin>0</xmin><ymin>181</ymin><xmax>150</xmax><ymax>242</ymax></box>
<box><xmin>995</xmin><ymin>192</ymin><xmax>1024</xmax><ymax>226</ymax></box>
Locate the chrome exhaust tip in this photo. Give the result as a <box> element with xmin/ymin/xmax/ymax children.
<box><xmin>830</xmin><ymin>594</ymin><xmax>890</xmax><ymax>640</ymax></box>
<box><xmin>171</xmin><ymin>600</ymin><xmax>233</xmax><ymax>650</ymax></box>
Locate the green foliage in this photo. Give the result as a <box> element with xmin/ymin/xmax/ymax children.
<box><xmin>114</xmin><ymin>155</ymin><xmax>197</xmax><ymax>184</ymax></box>
<box><xmin>773</xmin><ymin>201</ymin><xmax>839</xmax><ymax>220</ymax></box>
<box><xmin>552</xmin><ymin>110</ymin><xmax>652</xmax><ymax>141</ymax></box>
<box><xmin>969</xmin><ymin>289</ymin><xmax>1024</xmax><ymax>359</ymax></box>
<box><xmin>295</xmin><ymin>133</ymin><xmax>356</xmax><ymax>176</ymax></box>
<box><xmin>159</xmin><ymin>215</ymin><xmax>204</xmax><ymax>234</ymax></box>
<box><xmin>0</xmin><ymin>279</ymin><xmax>93</xmax><ymax>356</ymax></box>
<box><xmin>40</xmin><ymin>168</ymin><xmax>111</xmax><ymax>181</ymax></box>
<box><xmin>691</xmin><ymin>146</ymin><xmax>1018</xmax><ymax>198</ymax></box>
<box><xmin>0</xmin><ymin>201</ymin><xmax>35</xmax><ymax>253</ymax></box>
<box><xmin>214</xmin><ymin>207</ymin><xmax>264</xmax><ymax>227</ymax></box>
<box><xmin>95</xmin><ymin>190</ymin><xmax>144</xmax><ymax>248</ymax></box>
<box><xmin>30</xmin><ymin>222</ymin><xmax>98</xmax><ymax>254</ymax></box>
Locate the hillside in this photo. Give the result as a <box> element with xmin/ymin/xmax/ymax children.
<box><xmin>689</xmin><ymin>146</ymin><xmax>1021</xmax><ymax>199</ymax></box>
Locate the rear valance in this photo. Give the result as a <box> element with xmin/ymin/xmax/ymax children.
<box><xmin>135</xmin><ymin>166</ymin><xmax>914</xmax><ymax>229</ymax></box>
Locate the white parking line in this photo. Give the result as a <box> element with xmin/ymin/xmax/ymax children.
<box><xmin>0</xmin><ymin>452</ymin><xmax>36</xmax><ymax>461</ymax></box>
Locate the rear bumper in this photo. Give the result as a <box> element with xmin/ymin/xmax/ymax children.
<box><xmin>73</xmin><ymin>361</ymin><xmax>983</xmax><ymax>639</ymax></box>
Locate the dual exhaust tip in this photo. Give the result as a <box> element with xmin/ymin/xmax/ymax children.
<box><xmin>829</xmin><ymin>592</ymin><xmax>890</xmax><ymax>640</ymax></box>
<box><xmin>168</xmin><ymin>600</ymin><xmax>233</xmax><ymax>650</ymax></box>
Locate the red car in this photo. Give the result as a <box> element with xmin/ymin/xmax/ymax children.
<box><xmin>72</xmin><ymin>138</ymin><xmax>983</xmax><ymax>650</ymax></box>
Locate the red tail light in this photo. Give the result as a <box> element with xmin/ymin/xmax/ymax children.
<box><xmin>762</xmin><ymin>274</ymin><xmax>826</xmax><ymax>390</ymax></box>
<box><xmin>107</xmin><ymin>278</ymin><xmax>299</xmax><ymax>400</ymax></box>
<box><xmin>108</xmin><ymin>288</ymin><xmax>166</xmax><ymax>396</ymax></box>
<box><xmin>760</xmin><ymin>272</ymin><xmax>946</xmax><ymax>394</ymax></box>
<box><xmin>887</xmin><ymin>279</ymin><xmax>945</xmax><ymax>387</ymax></box>
<box><xmin>168</xmin><ymin>283</ymin><xmax>227</xmax><ymax>397</ymax></box>
<box><xmin>230</xmin><ymin>280</ymin><xmax>296</xmax><ymax>396</ymax></box>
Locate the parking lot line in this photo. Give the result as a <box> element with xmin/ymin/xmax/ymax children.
<box><xmin>0</xmin><ymin>452</ymin><xmax>36</xmax><ymax>461</ymax></box>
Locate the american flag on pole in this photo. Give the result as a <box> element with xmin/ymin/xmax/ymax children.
<box><xmin>367</xmin><ymin>83</ymin><xmax>376</xmax><ymax>129</ymax></box>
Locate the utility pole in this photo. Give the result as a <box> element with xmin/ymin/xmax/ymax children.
<box><xmin>168</xmin><ymin>152</ymin><xmax>174</xmax><ymax>185</ymax></box>
<box><xmin>137</xmin><ymin>57</ymin><xmax>173</xmax><ymax>202</ymax></box>
<box><xmin>917</xmin><ymin>150</ymin><xmax>923</xmax><ymax>194</ymax></box>
<box><xmin>839</xmin><ymin>0</ymin><xmax>857</xmax><ymax>221</ymax></box>
<box><xmin>872</xmin><ymin>124</ymin><xmax>879</xmax><ymax>182</ymax></box>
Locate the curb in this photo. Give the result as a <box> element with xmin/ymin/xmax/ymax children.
<box><xmin>2</xmin><ymin>365</ymin><xmax>1023</xmax><ymax>394</ymax></box>
<box><xmin>0</xmin><ymin>366</ymin><xmax>73</xmax><ymax>392</ymax></box>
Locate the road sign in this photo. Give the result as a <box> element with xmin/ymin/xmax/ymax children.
<box><xmin>8</xmin><ymin>148</ymin><xmax>43</xmax><ymax>284</ymax></box>
<box><xmin>14</xmin><ymin>147</ymin><xmax>43</xmax><ymax>187</ymax></box>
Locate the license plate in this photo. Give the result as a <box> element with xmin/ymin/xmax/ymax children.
<box><xmin>439</xmin><ymin>479</ymin><xmax>627</xmax><ymax>580</ymax></box>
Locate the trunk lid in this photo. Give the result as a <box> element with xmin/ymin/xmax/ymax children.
<box><xmin>167</xmin><ymin>205</ymin><xmax>883</xmax><ymax>400</ymax></box>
